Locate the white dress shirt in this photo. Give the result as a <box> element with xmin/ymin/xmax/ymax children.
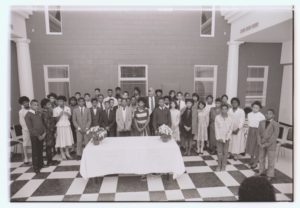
<box><xmin>248</xmin><ymin>112</ymin><xmax>265</xmax><ymax>128</ymax></box>
<box><xmin>19</xmin><ymin>107</ymin><xmax>29</xmax><ymax>130</ymax></box>
<box><xmin>215</xmin><ymin>114</ymin><xmax>233</xmax><ymax>143</ymax></box>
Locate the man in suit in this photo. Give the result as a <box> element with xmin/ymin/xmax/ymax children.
<box><xmin>72</xmin><ymin>97</ymin><xmax>91</xmax><ymax>160</ymax></box>
<box><xmin>90</xmin><ymin>98</ymin><xmax>102</xmax><ymax>127</ymax></box>
<box><xmin>116</xmin><ymin>98</ymin><xmax>132</xmax><ymax>136</ymax></box>
<box><xmin>257</xmin><ymin>109</ymin><xmax>279</xmax><ymax>181</ymax></box>
<box><xmin>152</xmin><ymin>97</ymin><xmax>171</xmax><ymax>135</ymax></box>
<box><xmin>145</xmin><ymin>87</ymin><xmax>157</xmax><ymax>135</ymax></box>
<box><xmin>100</xmin><ymin>101</ymin><xmax>116</xmax><ymax>137</ymax></box>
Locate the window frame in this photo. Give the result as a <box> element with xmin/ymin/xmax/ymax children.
<box><xmin>245</xmin><ymin>65</ymin><xmax>269</xmax><ymax>106</ymax></box>
<box><xmin>43</xmin><ymin>65</ymin><xmax>71</xmax><ymax>97</ymax></box>
<box><xmin>200</xmin><ymin>6</ymin><xmax>215</xmax><ymax>37</ymax></box>
<box><xmin>194</xmin><ymin>65</ymin><xmax>218</xmax><ymax>99</ymax></box>
<box><xmin>44</xmin><ymin>6</ymin><xmax>63</xmax><ymax>35</ymax></box>
<box><xmin>118</xmin><ymin>64</ymin><xmax>148</xmax><ymax>96</ymax></box>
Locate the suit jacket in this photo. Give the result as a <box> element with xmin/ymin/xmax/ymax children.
<box><xmin>72</xmin><ymin>107</ymin><xmax>91</xmax><ymax>131</ymax></box>
<box><xmin>25</xmin><ymin>110</ymin><xmax>46</xmax><ymax>137</ymax></box>
<box><xmin>258</xmin><ymin>119</ymin><xmax>279</xmax><ymax>150</ymax></box>
<box><xmin>116</xmin><ymin>106</ymin><xmax>132</xmax><ymax>132</ymax></box>
<box><xmin>152</xmin><ymin>107</ymin><xmax>171</xmax><ymax>130</ymax></box>
<box><xmin>100</xmin><ymin>108</ymin><xmax>116</xmax><ymax>129</ymax></box>
<box><xmin>90</xmin><ymin>107</ymin><xmax>102</xmax><ymax>127</ymax></box>
<box><xmin>145</xmin><ymin>96</ymin><xmax>158</xmax><ymax>115</ymax></box>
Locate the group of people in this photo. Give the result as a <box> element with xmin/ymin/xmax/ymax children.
<box><xmin>18</xmin><ymin>86</ymin><xmax>279</xmax><ymax>181</ymax></box>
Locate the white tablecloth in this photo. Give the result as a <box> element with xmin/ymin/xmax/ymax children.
<box><xmin>80</xmin><ymin>136</ymin><xmax>185</xmax><ymax>179</ymax></box>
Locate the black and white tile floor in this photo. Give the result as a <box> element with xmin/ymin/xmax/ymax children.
<box><xmin>10</xmin><ymin>151</ymin><xmax>293</xmax><ymax>202</ymax></box>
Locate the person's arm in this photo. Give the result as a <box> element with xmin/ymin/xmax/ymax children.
<box><xmin>116</xmin><ymin>109</ymin><xmax>123</xmax><ymax>131</ymax></box>
<box><xmin>257</xmin><ymin>121</ymin><xmax>263</xmax><ymax>147</ymax></box>
<box><xmin>152</xmin><ymin>109</ymin><xmax>157</xmax><ymax>131</ymax></box>
<box><xmin>25</xmin><ymin>113</ymin><xmax>38</xmax><ymax>137</ymax></box>
<box><xmin>108</xmin><ymin>111</ymin><xmax>116</xmax><ymax>129</ymax></box>
<box><xmin>72</xmin><ymin>110</ymin><xmax>79</xmax><ymax>130</ymax></box>
<box><xmin>226</xmin><ymin>118</ymin><xmax>234</xmax><ymax>140</ymax></box>
<box><xmin>127</xmin><ymin>108</ymin><xmax>132</xmax><ymax>130</ymax></box>
<box><xmin>86</xmin><ymin>110</ymin><xmax>91</xmax><ymax>130</ymax></box>
<box><xmin>167</xmin><ymin>109</ymin><xmax>171</xmax><ymax>127</ymax></box>
<box><xmin>265</xmin><ymin>122</ymin><xmax>280</xmax><ymax>147</ymax></box>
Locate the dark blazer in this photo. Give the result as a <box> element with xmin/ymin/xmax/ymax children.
<box><xmin>258</xmin><ymin>119</ymin><xmax>279</xmax><ymax>150</ymax></box>
<box><xmin>100</xmin><ymin>108</ymin><xmax>116</xmax><ymax>130</ymax></box>
<box><xmin>152</xmin><ymin>107</ymin><xmax>171</xmax><ymax>131</ymax></box>
<box><xmin>90</xmin><ymin>107</ymin><xmax>102</xmax><ymax>127</ymax></box>
<box><xmin>25</xmin><ymin>110</ymin><xmax>46</xmax><ymax>137</ymax></box>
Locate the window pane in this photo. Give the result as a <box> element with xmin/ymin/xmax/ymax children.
<box><xmin>246</xmin><ymin>81</ymin><xmax>264</xmax><ymax>96</ymax></box>
<box><xmin>247</xmin><ymin>67</ymin><xmax>265</xmax><ymax>78</ymax></box>
<box><xmin>48</xmin><ymin>82</ymin><xmax>69</xmax><ymax>98</ymax></box>
<box><xmin>48</xmin><ymin>6</ymin><xmax>62</xmax><ymax>33</ymax></box>
<box><xmin>195</xmin><ymin>66</ymin><xmax>214</xmax><ymax>78</ymax></box>
<box><xmin>195</xmin><ymin>81</ymin><xmax>214</xmax><ymax>101</ymax></box>
<box><xmin>120</xmin><ymin>80</ymin><xmax>146</xmax><ymax>96</ymax></box>
<box><xmin>245</xmin><ymin>97</ymin><xmax>264</xmax><ymax>107</ymax></box>
<box><xmin>47</xmin><ymin>66</ymin><xmax>69</xmax><ymax>78</ymax></box>
<box><xmin>201</xmin><ymin>10</ymin><xmax>212</xmax><ymax>35</ymax></box>
<box><xmin>120</xmin><ymin>66</ymin><xmax>146</xmax><ymax>78</ymax></box>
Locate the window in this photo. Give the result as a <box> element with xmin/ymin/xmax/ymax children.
<box><xmin>200</xmin><ymin>6</ymin><xmax>215</xmax><ymax>37</ymax></box>
<box><xmin>44</xmin><ymin>65</ymin><xmax>70</xmax><ymax>98</ymax></box>
<box><xmin>245</xmin><ymin>65</ymin><xmax>269</xmax><ymax>107</ymax></box>
<box><xmin>45</xmin><ymin>6</ymin><xmax>62</xmax><ymax>35</ymax></box>
<box><xmin>118</xmin><ymin>65</ymin><xmax>148</xmax><ymax>96</ymax></box>
<box><xmin>194</xmin><ymin>65</ymin><xmax>217</xmax><ymax>100</ymax></box>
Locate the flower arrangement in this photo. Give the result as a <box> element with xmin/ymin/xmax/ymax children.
<box><xmin>158</xmin><ymin>124</ymin><xmax>173</xmax><ymax>142</ymax></box>
<box><xmin>86</xmin><ymin>126</ymin><xmax>107</xmax><ymax>145</ymax></box>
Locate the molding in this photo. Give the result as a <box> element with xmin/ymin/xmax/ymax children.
<box><xmin>227</xmin><ymin>41</ymin><xmax>244</xmax><ymax>46</ymax></box>
<box><xmin>11</xmin><ymin>38</ymin><xmax>31</xmax><ymax>44</ymax></box>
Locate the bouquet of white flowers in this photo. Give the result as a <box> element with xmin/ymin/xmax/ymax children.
<box><xmin>86</xmin><ymin>126</ymin><xmax>107</xmax><ymax>145</ymax></box>
<box><xmin>158</xmin><ymin>124</ymin><xmax>173</xmax><ymax>142</ymax></box>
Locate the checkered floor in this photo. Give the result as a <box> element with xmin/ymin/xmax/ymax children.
<box><xmin>10</xmin><ymin>151</ymin><xmax>293</xmax><ymax>202</ymax></box>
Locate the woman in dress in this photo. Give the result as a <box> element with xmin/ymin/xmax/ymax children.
<box><xmin>245</xmin><ymin>101</ymin><xmax>265</xmax><ymax>169</ymax></box>
<box><xmin>196</xmin><ymin>101</ymin><xmax>209</xmax><ymax>154</ymax></box>
<box><xmin>169</xmin><ymin>90</ymin><xmax>177</xmax><ymax>101</ymax></box>
<box><xmin>133</xmin><ymin>98</ymin><xmax>150</xmax><ymax>136</ymax></box>
<box><xmin>209</xmin><ymin>98</ymin><xmax>222</xmax><ymax>154</ymax></box>
<box><xmin>53</xmin><ymin>95</ymin><xmax>74</xmax><ymax>160</ymax></box>
<box><xmin>228</xmin><ymin>98</ymin><xmax>245</xmax><ymax>160</ymax></box>
<box><xmin>170</xmin><ymin>100</ymin><xmax>180</xmax><ymax>143</ymax></box>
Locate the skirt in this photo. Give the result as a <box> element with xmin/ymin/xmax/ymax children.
<box><xmin>245</xmin><ymin>127</ymin><xmax>259</xmax><ymax>156</ymax></box>
<box><xmin>172</xmin><ymin>126</ymin><xmax>180</xmax><ymax>141</ymax></box>
<box><xmin>228</xmin><ymin>130</ymin><xmax>245</xmax><ymax>154</ymax></box>
<box><xmin>55</xmin><ymin>126</ymin><xmax>74</xmax><ymax>148</ymax></box>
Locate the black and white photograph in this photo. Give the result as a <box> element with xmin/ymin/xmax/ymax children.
<box><xmin>1</xmin><ymin>0</ymin><xmax>298</xmax><ymax>206</ymax></box>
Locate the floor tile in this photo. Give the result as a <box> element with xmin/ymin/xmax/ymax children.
<box><xmin>165</xmin><ymin>190</ymin><xmax>184</xmax><ymax>201</ymax></box>
<box><xmin>10</xmin><ymin>180</ymin><xmax>28</xmax><ymax>197</ymax></box>
<box><xmin>161</xmin><ymin>174</ymin><xmax>180</xmax><ymax>190</ymax></box>
<box><xmin>54</xmin><ymin>165</ymin><xmax>79</xmax><ymax>172</ymax></box>
<box><xmin>275</xmin><ymin>193</ymin><xmax>291</xmax><ymax>201</ymax></box>
<box><xmin>184</xmin><ymin>161</ymin><xmax>206</xmax><ymax>167</ymax></box>
<box><xmin>99</xmin><ymin>176</ymin><xmax>118</xmax><ymax>193</ymax></box>
<box><xmin>117</xmin><ymin>176</ymin><xmax>148</xmax><ymax>192</ymax></box>
<box><xmin>32</xmin><ymin>172</ymin><xmax>51</xmax><ymax>179</ymax></box>
<box><xmin>11</xmin><ymin>162</ymin><xmax>23</xmax><ymax>168</ymax></box>
<box><xmin>63</xmin><ymin>194</ymin><xmax>81</xmax><ymax>201</ymax></box>
<box><xmin>98</xmin><ymin>193</ymin><xmax>115</xmax><ymax>201</ymax></box>
<box><xmin>181</xmin><ymin>189</ymin><xmax>200</xmax><ymax>199</ymax></box>
<box><xmin>47</xmin><ymin>171</ymin><xmax>78</xmax><ymax>179</ymax></box>
<box><xmin>228</xmin><ymin>159</ymin><xmax>243</xmax><ymax>165</ymax></box>
<box><xmin>273</xmin><ymin>183</ymin><xmax>293</xmax><ymax>194</ymax></box>
<box><xmin>185</xmin><ymin>197</ymin><xmax>203</xmax><ymax>201</ymax></box>
<box><xmin>227</xmin><ymin>186</ymin><xmax>240</xmax><ymax>196</ymax></box>
<box><xmin>79</xmin><ymin>193</ymin><xmax>99</xmax><ymax>201</ymax></box>
<box><xmin>31</xmin><ymin>179</ymin><xmax>73</xmax><ymax>196</ymax></box>
<box><xmin>58</xmin><ymin>160</ymin><xmax>81</xmax><ymax>166</ymax></box>
<box><xmin>204</xmin><ymin>160</ymin><xmax>218</xmax><ymax>166</ymax></box>
<box><xmin>11</xmin><ymin>197</ymin><xmax>28</xmax><ymax>202</ymax></box>
<box><xmin>189</xmin><ymin>172</ymin><xmax>224</xmax><ymax>188</ymax></box>
<box><xmin>12</xmin><ymin>179</ymin><xmax>44</xmax><ymax>198</ymax></box>
<box><xmin>147</xmin><ymin>174</ymin><xmax>164</xmax><ymax>191</ymax></box>
<box><xmin>27</xmin><ymin>195</ymin><xmax>64</xmax><ymax>201</ymax></box>
<box><xmin>203</xmin><ymin>196</ymin><xmax>237</xmax><ymax>201</ymax></box>
<box><xmin>228</xmin><ymin>171</ymin><xmax>247</xmax><ymax>184</ymax></box>
<box><xmin>270</xmin><ymin>170</ymin><xmax>293</xmax><ymax>184</ymax></box>
<box><xmin>10</xmin><ymin>173</ymin><xmax>22</xmax><ymax>181</ymax></box>
<box><xmin>214</xmin><ymin>172</ymin><xmax>239</xmax><ymax>186</ymax></box>
<box><xmin>176</xmin><ymin>173</ymin><xmax>195</xmax><ymax>189</ymax></box>
<box><xmin>183</xmin><ymin>156</ymin><xmax>203</xmax><ymax>162</ymax></box>
<box><xmin>83</xmin><ymin>177</ymin><xmax>103</xmax><ymax>193</ymax></box>
<box><xmin>11</xmin><ymin>167</ymin><xmax>30</xmax><ymax>174</ymax></box>
<box><xmin>240</xmin><ymin>169</ymin><xmax>256</xmax><ymax>177</ymax></box>
<box><xmin>201</xmin><ymin>155</ymin><xmax>214</xmax><ymax>160</ymax></box>
<box><xmin>225</xmin><ymin>165</ymin><xmax>238</xmax><ymax>171</ymax></box>
<box><xmin>234</xmin><ymin>164</ymin><xmax>250</xmax><ymax>170</ymax></box>
<box><xmin>197</xmin><ymin>187</ymin><xmax>234</xmax><ymax>198</ymax></box>
<box><xmin>185</xmin><ymin>166</ymin><xmax>213</xmax><ymax>173</ymax></box>
<box><xmin>66</xmin><ymin>178</ymin><xmax>88</xmax><ymax>195</ymax></box>
<box><xmin>16</xmin><ymin>173</ymin><xmax>36</xmax><ymax>181</ymax></box>
<box><xmin>149</xmin><ymin>191</ymin><xmax>167</xmax><ymax>201</ymax></box>
<box><xmin>40</xmin><ymin>166</ymin><xmax>56</xmax><ymax>173</ymax></box>
<box><xmin>115</xmin><ymin>191</ymin><xmax>150</xmax><ymax>201</ymax></box>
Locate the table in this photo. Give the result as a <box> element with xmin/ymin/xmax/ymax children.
<box><xmin>80</xmin><ymin>136</ymin><xmax>185</xmax><ymax>179</ymax></box>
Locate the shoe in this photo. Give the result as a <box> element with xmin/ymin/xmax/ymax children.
<box><xmin>23</xmin><ymin>162</ymin><xmax>30</xmax><ymax>165</ymax></box>
<box><xmin>51</xmin><ymin>160</ymin><xmax>60</xmax><ymax>165</ymax></box>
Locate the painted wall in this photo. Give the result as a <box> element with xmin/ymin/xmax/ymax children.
<box><xmin>10</xmin><ymin>41</ymin><xmax>21</xmax><ymax>125</ymax></box>
<box><xmin>25</xmin><ymin>9</ymin><xmax>231</xmax><ymax>100</ymax></box>
<box><xmin>238</xmin><ymin>42</ymin><xmax>283</xmax><ymax>119</ymax></box>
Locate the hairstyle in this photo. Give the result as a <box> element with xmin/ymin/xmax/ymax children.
<box><xmin>91</xmin><ymin>98</ymin><xmax>98</xmax><ymax>103</ymax></box>
<box><xmin>68</xmin><ymin>96</ymin><xmax>77</xmax><ymax>105</ymax></box>
<box><xmin>123</xmin><ymin>91</ymin><xmax>129</xmax><ymax>95</ymax></box>
<box><xmin>170</xmin><ymin>100</ymin><xmax>179</xmax><ymax>109</ymax></box>
<box><xmin>158</xmin><ymin>97</ymin><xmax>164</xmax><ymax>102</ymax></box>
<box><xmin>104</xmin><ymin>101</ymin><xmax>110</xmax><ymax>105</ymax></box>
<box><xmin>18</xmin><ymin>96</ymin><xmax>30</xmax><ymax>105</ymax></box>
<box><xmin>84</xmin><ymin>93</ymin><xmax>90</xmax><ymax>97</ymax></box>
<box><xmin>198</xmin><ymin>100</ymin><xmax>206</xmax><ymax>108</ymax></box>
<box><xmin>184</xmin><ymin>92</ymin><xmax>190</xmax><ymax>97</ymax></box>
<box><xmin>215</xmin><ymin>97</ymin><xmax>222</xmax><ymax>103</ymax></box>
<box><xmin>163</xmin><ymin>95</ymin><xmax>171</xmax><ymax>100</ymax></box>
<box><xmin>185</xmin><ymin>98</ymin><xmax>194</xmax><ymax>105</ymax></box>
<box><xmin>57</xmin><ymin>95</ymin><xmax>67</xmax><ymax>102</ymax></box>
<box><xmin>41</xmin><ymin>98</ymin><xmax>50</xmax><ymax>108</ymax></box>
<box><xmin>94</xmin><ymin>88</ymin><xmax>100</xmax><ymax>92</ymax></box>
<box><xmin>30</xmin><ymin>99</ymin><xmax>38</xmax><ymax>104</ymax></box>
<box><xmin>115</xmin><ymin>86</ymin><xmax>121</xmax><ymax>91</ymax></box>
<box><xmin>231</xmin><ymin>97</ymin><xmax>240</xmax><ymax>106</ymax></box>
<box><xmin>169</xmin><ymin>90</ymin><xmax>176</xmax><ymax>96</ymax></box>
<box><xmin>192</xmin><ymin>93</ymin><xmax>200</xmax><ymax>101</ymax></box>
<box><xmin>107</xmin><ymin>89</ymin><xmax>113</xmax><ymax>92</ymax></box>
<box><xmin>221</xmin><ymin>94</ymin><xmax>229</xmax><ymax>100</ymax></box>
<box><xmin>109</xmin><ymin>98</ymin><xmax>115</xmax><ymax>103</ymax></box>
<box><xmin>243</xmin><ymin>107</ymin><xmax>252</xmax><ymax>115</ymax></box>
<box><xmin>177</xmin><ymin>91</ymin><xmax>183</xmax><ymax>96</ymax></box>
<box><xmin>238</xmin><ymin>176</ymin><xmax>275</xmax><ymax>202</ymax></box>
<box><xmin>267</xmin><ymin>108</ymin><xmax>276</xmax><ymax>115</ymax></box>
<box><xmin>121</xmin><ymin>98</ymin><xmax>127</xmax><ymax>102</ymax></box>
<box><xmin>206</xmin><ymin>95</ymin><xmax>213</xmax><ymax>100</ymax></box>
<box><xmin>131</xmin><ymin>96</ymin><xmax>136</xmax><ymax>100</ymax></box>
<box><xmin>134</xmin><ymin>87</ymin><xmax>141</xmax><ymax>94</ymax></box>
<box><xmin>78</xmin><ymin>97</ymin><xmax>85</xmax><ymax>102</ymax></box>
<box><xmin>155</xmin><ymin>89</ymin><xmax>163</xmax><ymax>94</ymax></box>
<box><xmin>47</xmin><ymin>92</ymin><xmax>57</xmax><ymax>99</ymax></box>
<box><xmin>221</xmin><ymin>103</ymin><xmax>229</xmax><ymax>109</ymax></box>
<box><xmin>98</xmin><ymin>94</ymin><xmax>104</xmax><ymax>98</ymax></box>
<box><xmin>251</xmin><ymin>101</ymin><xmax>263</xmax><ymax>109</ymax></box>
<box><xmin>75</xmin><ymin>92</ymin><xmax>81</xmax><ymax>95</ymax></box>
<box><xmin>137</xmin><ymin>97</ymin><xmax>146</xmax><ymax>104</ymax></box>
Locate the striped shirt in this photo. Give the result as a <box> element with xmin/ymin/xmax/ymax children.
<box><xmin>134</xmin><ymin>108</ymin><xmax>149</xmax><ymax>125</ymax></box>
